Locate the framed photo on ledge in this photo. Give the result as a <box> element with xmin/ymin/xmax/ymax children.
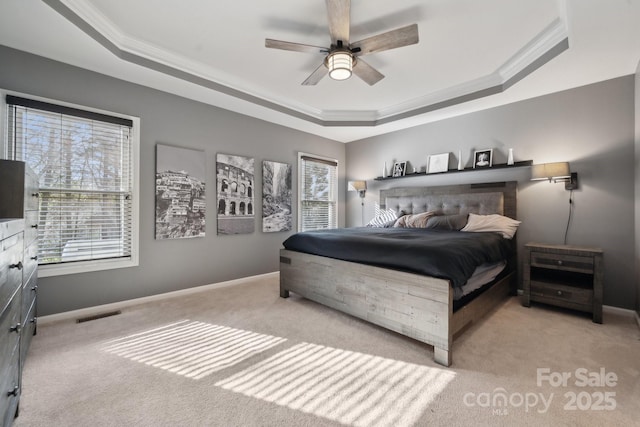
<box><xmin>473</xmin><ymin>149</ymin><xmax>493</xmax><ymax>169</ymax></box>
<box><xmin>392</xmin><ymin>161</ymin><xmax>407</xmax><ymax>177</ymax></box>
<box><xmin>427</xmin><ymin>153</ymin><xmax>450</xmax><ymax>174</ymax></box>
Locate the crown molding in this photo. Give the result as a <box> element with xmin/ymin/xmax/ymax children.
<box><xmin>376</xmin><ymin>74</ymin><xmax>503</xmax><ymax>121</ymax></box>
<box><xmin>499</xmin><ymin>18</ymin><xmax>568</xmax><ymax>82</ymax></box>
<box><xmin>48</xmin><ymin>0</ymin><xmax>568</xmax><ymax>128</ymax></box>
<box><xmin>321</xmin><ymin>109</ymin><xmax>379</xmax><ymax>122</ymax></box>
<box><xmin>375</xmin><ymin>19</ymin><xmax>568</xmax><ymax>122</ymax></box>
<box><xmin>63</xmin><ymin>0</ymin><xmax>231</xmax><ymax>83</ymax></box>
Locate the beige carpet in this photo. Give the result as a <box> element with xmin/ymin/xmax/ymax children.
<box><xmin>14</xmin><ymin>275</ymin><xmax>640</xmax><ymax>426</ymax></box>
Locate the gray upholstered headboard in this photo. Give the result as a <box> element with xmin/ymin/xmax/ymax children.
<box><xmin>380</xmin><ymin>181</ymin><xmax>517</xmax><ymax>219</ymax></box>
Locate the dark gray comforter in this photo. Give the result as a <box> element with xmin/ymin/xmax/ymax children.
<box><xmin>282</xmin><ymin>227</ymin><xmax>513</xmax><ymax>288</ymax></box>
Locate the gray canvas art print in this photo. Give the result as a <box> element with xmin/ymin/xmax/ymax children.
<box><xmin>155</xmin><ymin>144</ymin><xmax>206</xmax><ymax>239</ymax></box>
<box><xmin>262</xmin><ymin>160</ymin><xmax>292</xmax><ymax>232</ymax></box>
<box><xmin>216</xmin><ymin>154</ymin><xmax>255</xmax><ymax>235</ymax></box>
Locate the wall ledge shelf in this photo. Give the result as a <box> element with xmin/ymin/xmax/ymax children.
<box><xmin>374</xmin><ymin>160</ymin><xmax>533</xmax><ymax>181</ymax></box>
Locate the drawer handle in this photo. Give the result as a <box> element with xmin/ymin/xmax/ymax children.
<box><xmin>10</xmin><ymin>323</ymin><xmax>21</xmax><ymax>333</ymax></box>
<box><xmin>557</xmin><ymin>290</ymin><xmax>563</xmax><ymax>296</ymax></box>
<box><xmin>7</xmin><ymin>385</ymin><xmax>19</xmax><ymax>397</ymax></box>
<box><xmin>31</xmin><ymin>223</ymin><xmax>38</xmax><ymax>229</ymax></box>
<box><xmin>32</xmin><ymin>192</ymin><xmax>39</xmax><ymax>198</ymax></box>
<box><xmin>557</xmin><ymin>260</ymin><xmax>563</xmax><ymax>266</ymax></box>
<box><xmin>9</xmin><ymin>262</ymin><xmax>23</xmax><ymax>270</ymax></box>
<box><xmin>31</xmin><ymin>255</ymin><xmax>38</xmax><ymax>261</ymax></box>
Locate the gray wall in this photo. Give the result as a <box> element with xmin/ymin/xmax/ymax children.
<box><xmin>347</xmin><ymin>76</ymin><xmax>636</xmax><ymax>309</ymax></box>
<box><xmin>1</xmin><ymin>44</ymin><xmax>636</xmax><ymax>313</ymax></box>
<box><xmin>0</xmin><ymin>45</ymin><xmax>346</xmax><ymax>315</ymax></box>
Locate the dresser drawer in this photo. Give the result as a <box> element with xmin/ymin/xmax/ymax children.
<box><xmin>24</xmin><ymin>209</ymin><xmax>39</xmax><ymax>246</ymax></box>
<box><xmin>23</xmin><ymin>167</ymin><xmax>39</xmax><ymax>212</ymax></box>
<box><xmin>0</xmin><ymin>342</ymin><xmax>19</xmax><ymax>427</ymax></box>
<box><xmin>0</xmin><ymin>233</ymin><xmax>23</xmax><ymax>311</ymax></box>
<box><xmin>530</xmin><ymin>281</ymin><xmax>593</xmax><ymax>308</ymax></box>
<box><xmin>21</xmin><ymin>300</ymin><xmax>37</xmax><ymax>369</ymax></box>
<box><xmin>23</xmin><ymin>240</ymin><xmax>38</xmax><ymax>284</ymax></box>
<box><xmin>530</xmin><ymin>252</ymin><xmax>594</xmax><ymax>274</ymax></box>
<box><xmin>0</xmin><ymin>289</ymin><xmax>21</xmax><ymax>372</ymax></box>
<box><xmin>22</xmin><ymin>272</ymin><xmax>37</xmax><ymax>324</ymax></box>
<box><xmin>0</xmin><ymin>220</ymin><xmax>23</xmax><ymax>242</ymax></box>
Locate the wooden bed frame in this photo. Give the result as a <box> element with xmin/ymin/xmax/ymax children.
<box><xmin>279</xmin><ymin>181</ymin><xmax>517</xmax><ymax>366</ymax></box>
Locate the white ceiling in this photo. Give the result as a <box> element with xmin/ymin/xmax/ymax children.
<box><xmin>1</xmin><ymin>0</ymin><xmax>639</xmax><ymax>142</ymax></box>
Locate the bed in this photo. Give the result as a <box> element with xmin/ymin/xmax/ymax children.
<box><xmin>279</xmin><ymin>181</ymin><xmax>518</xmax><ymax>366</ymax></box>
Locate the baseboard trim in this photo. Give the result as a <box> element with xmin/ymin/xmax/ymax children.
<box><xmin>511</xmin><ymin>298</ymin><xmax>638</xmax><ymax>323</ymax></box>
<box><xmin>38</xmin><ymin>271</ymin><xmax>280</xmax><ymax>325</ymax></box>
<box><xmin>602</xmin><ymin>305</ymin><xmax>637</xmax><ymax>317</ymax></box>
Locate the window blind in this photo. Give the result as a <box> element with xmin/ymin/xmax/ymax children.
<box><xmin>299</xmin><ymin>155</ymin><xmax>337</xmax><ymax>231</ymax></box>
<box><xmin>6</xmin><ymin>95</ymin><xmax>133</xmax><ymax>265</ymax></box>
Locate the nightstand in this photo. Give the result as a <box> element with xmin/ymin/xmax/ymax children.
<box><xmin>521</xmin><ymin>243</ymin><xmax>603</xmax><ymax>323</ymax></box>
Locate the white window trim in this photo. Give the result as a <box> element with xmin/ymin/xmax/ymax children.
<box><xmin>297</xmin><ymin>151</ymin><xmax>339</xmax><ymax>232</ymax></box>
<box><xmin>2</xmin><ymin>89</ymin><xmax>140</xmax><ymax>277</ymax></box>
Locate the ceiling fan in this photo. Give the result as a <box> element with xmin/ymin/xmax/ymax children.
<box><xmin>265</xmin><ymin>0</ymin><xmax>419</xmax><ymax>86</ymax></box>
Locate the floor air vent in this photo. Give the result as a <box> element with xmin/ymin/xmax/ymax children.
<box><xmin>76</xmin><ymin>310</ymin><xmax>122</xmax><ymax>323</ymax></box>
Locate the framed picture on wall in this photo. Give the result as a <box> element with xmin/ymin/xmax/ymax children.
<box><xmin>216</xmin><ymin>153</ymin><xmax>255</xmax><ymax>235</ymax></box>
<box><xmin>392</xmin><ymin>161</ymin><xmax>407</xmax><ymax>177</ymax></box>
<box><xmin>155</xmin><ymin>144</ymin><xmax>206</xmax><ymax>239</ymax></box>
<box><xmin>427</xmin><ymin>153</ymin><xmax>450</xmax><ymax>173</ymax></box>
<box><xmin>473</xmin><ymin>149</ymin><xmax>493</xmax><ymax>168</ymax></box>
<box><xmin>262</xmin><ymin>160</ymin><xmax>292</xmax><ymax>232</ymax></box>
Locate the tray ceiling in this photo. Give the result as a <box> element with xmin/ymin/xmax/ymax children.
<box><xmin>1</xmin><ymin>0</ymin><xmax>639</xmax><ymax>142</ymax></box>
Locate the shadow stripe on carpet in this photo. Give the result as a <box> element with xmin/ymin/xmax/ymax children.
<box><xmin>101</xmin><ymin>320</ymin><xmax>287</xmax><ymax>379</ymax></box>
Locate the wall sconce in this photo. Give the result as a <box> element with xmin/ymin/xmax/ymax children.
<box><xmin>348</xmin><ymin>180</ymin><xmax>367</xmax><ymax>198</ymax></box>
<box><xmin>531</xmin><ymin>162</ymin><xmax>578</xmax><ymax>190</ymax></box>
<box><xmin>348</xmin><ymin>180</ymin><xmax>367</xmax><ymax>226</ymax></box>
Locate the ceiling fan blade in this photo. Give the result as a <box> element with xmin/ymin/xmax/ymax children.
<box><xmin>352</xmin><ymin>58</ymin><xmax>384</xmax><ymax>86</ymax></box>
<box><xmin>326</xmin><ymin>0</ymin><xmax>350</xmax><ymax>45</ymax></box>
<box><xmin>351</xmin><ymin>23</ymin><xmax>419</xmax><ymax>56</ymax></box>
<box><xmin>265</xmin><ymin>39</ymin><xmax>327</xmax><ymax>54</ymax></box>
<box><xmin>302</xmin><ymin>62</ymin><xmax>329</xmax><ymax>85</ymax></box>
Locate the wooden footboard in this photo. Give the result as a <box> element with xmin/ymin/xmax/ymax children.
<box><xmin>280</xmin><ymin>249</ymin><xmax>513</xmax><ymax>366</ymax></box>
<box><xmin>280</xmin><ymin>249</ymin><xmax>453</xmax><ymax>365</ymax></box>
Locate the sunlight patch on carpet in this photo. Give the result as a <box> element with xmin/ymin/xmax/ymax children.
<box><xmin>215</xmin><ymin>342</ymin><xmax>456</xmax><ymax>427</ymax></box>
<box><xmin>101</xmin><ymin>320</ymin><xmax>286</xmax><ymax>379</ymax></box>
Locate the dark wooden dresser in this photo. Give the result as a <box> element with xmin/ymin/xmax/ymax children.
<box><xmin>1</xmin><ymin>160</ymin><xmax>39</xmax><ymax>425</ymax></box>
<box><xmin>1</xmin><ymin>219</ymin><xmax>24</xmax><ymax>426</ymax></box>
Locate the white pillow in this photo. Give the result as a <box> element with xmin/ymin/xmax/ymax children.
<box><xmin>461</xmin><ymin>213</ymin><xmax>521</xmax><ymax>239</ymax></box>
<box><xmin>367</xmin><ymin>203</ymin><xmax>398</xmax><ymax>227</ymax></box>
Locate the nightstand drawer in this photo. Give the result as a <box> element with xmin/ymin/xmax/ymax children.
<box><xmin>530</xmin><ymin>253</ymin><xmax>594</xmax><ymax>274</ymax></box>
<box><xmin>530</xmin><ymin>281</ymin><xmax>593</xmax><ymax>307</ymax></box>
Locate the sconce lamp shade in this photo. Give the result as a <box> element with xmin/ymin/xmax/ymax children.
<box><xmin>348</xmin><ymin>180</ymin><xmax>366</xmax><ymax>192</ymax></box>
<box><xmin>348</xmin><ymin>180</ymin><xmax>366</xmax><ymax>198</ymax></box>
<box><xmin>348</xmin><ymin>180</ymin><xmax>367</xmax><ymax>224</ymax></box>
<box><xmin>531</xmin><ymin>162</ymin><xmax>571</xmax><ymax>181</ymax></box>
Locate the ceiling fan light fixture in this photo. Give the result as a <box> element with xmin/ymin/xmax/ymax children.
<box><xmin>327</xmin><ymin>51</ymin><xmax>353</xmax><ymax>80</ymax></box>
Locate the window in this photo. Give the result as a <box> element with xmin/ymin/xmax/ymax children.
<box><xmin>298</xmin><ymin>153</ymin><xmax>338</xmax><ymax>231</ymax></box>
<box><xmin>4</xmin><ymin>94</ymin><xmax>139</xmax><ymax>277</ymax></box>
